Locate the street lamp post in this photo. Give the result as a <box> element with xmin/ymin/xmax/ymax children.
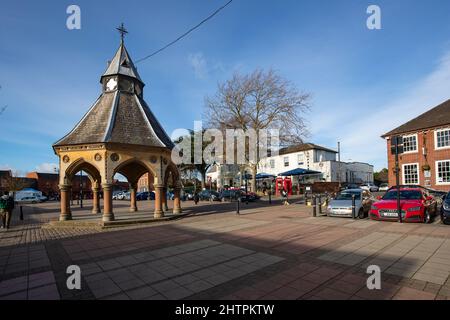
<box><xmin>80</xmin><ymin>170</ymin><xmax>83</xmax><ymax>209</ymax></box>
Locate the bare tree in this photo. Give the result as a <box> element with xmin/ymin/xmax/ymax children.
<box><xmin>1</xmin><ymin>170</ymin><xmax>28</xmax><ymax>195</ymax></box>
<box><xmin>203</xmin><ymin>68</ymin><xmax>311</xmax><ymax>192</ymax></box>
<box><xmin>174</xmin><ymin>129</ymin><xmax>214</xmax><ymax>190</ymax></box>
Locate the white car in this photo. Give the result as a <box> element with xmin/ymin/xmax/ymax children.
<box><xmin>16</xmin><ymin>196</ymin><xmax>41</xmax><ymax>204</ymax></box>
<box><xmin>360</xmin><ymin>183</ymin><xmax>379</xmax><ymax>192</ymax></box>
<box><xmin>379</xmin><ymin>183</ymin><xmax>389</xmax><ymax>192</ymax></box>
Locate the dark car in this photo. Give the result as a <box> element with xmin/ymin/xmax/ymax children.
<box><xmin>219</xmin><ymin>189</ymin><xmax>242</xmax><ymax>202</ymax></box>
<box><xmin>441</xmin><ymin>192</ymin><xmax>450</xmax><ymax>225</ymax></box>
<box><xmin>198</xmin><ymin>190</ymin><xmax>220</xmax><ymax>201</ymax></box>
<box><xmin>241</xmin><ymin>192</ymin><xmax>260</xmax><ymax>202</ymax></box>
<box><xmin>136</xmin><ymin>192</ymin><xmax>149</xmax><ymax>201</ymax></box>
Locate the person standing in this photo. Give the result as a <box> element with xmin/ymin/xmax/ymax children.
<box><xmin>4</xmin><ymin>192</ymin><xmax>15</xmax><ymax>229</ymax></box>
<box><xmin>0</xmin><ymin>192</ymin><xmax>9</xmax><ymax>229</ymax></box>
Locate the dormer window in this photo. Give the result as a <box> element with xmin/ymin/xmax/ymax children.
<box><xmin>121</xmin><ymin>59</ymin><xmax>130</xmax><ymax>68</ymax></box>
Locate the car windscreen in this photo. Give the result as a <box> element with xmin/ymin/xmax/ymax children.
<box><xmin>382</xmin><ymin>190</ymin><xmax>422</xmax><ymax>200</ymax></box>
<box><xmin>335</xmin><ymin>192</ymin><xmax>361</xmax><ymax>200</ymax></box>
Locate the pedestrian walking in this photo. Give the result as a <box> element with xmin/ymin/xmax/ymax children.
<box><xmin>194</xmin><ymin>192</ymin><xmax>199</xmax><ymax>205</ymax></box>
<box><xmin>281</xmin><ymin>188</ymin><xmax>290</xmax><ymax>206</ymax></box>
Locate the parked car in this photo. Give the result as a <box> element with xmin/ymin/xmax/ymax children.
<box><xmin>39</xmin><ymin>195</ymin><xmax>48</xmax><ymax>202</ymax></box>
<box><xmin>198</xmin><ymin>190</ymin><xmax>220</xmax><ymax>201</ymax></box>
<box><xmin>219</xmin><ymin>189</ymin><xmax>242</xmax><ymax>202</ymax></box>
<box><xmin>345</xmin><ymin>183</ymin><xmax>361</xmax><ymax>190</ymax></box>
<box><xmin>122</xmin><ymin>192</ymin><xmax>131</xmax><ymax>201</ymax></box>
<box><xmin>16</xmin><ymin>196</ymin><xmax>41</xmax><ymax>204</ymax></box>
<box><xmin>370</xmin><ymin>187</ymin><xmax>438</xmax><ymax>223</ymax></box>
<box><xmin>136</xmin><ymin>192</ymin><xmax>149</xmax><ymax>201</ymax></box>
<box><xmin>167</xmin><ymin>191</ymin><xmax>175</xmax><ymax>201</ymax></box>
<box><xmin>441</xmin><ymin>192</ymin><xmax>450</xmax><ymax>225</ymax></box>
<box><xmin>113</xmin><ymin>191</ymin><xmax>124</xmax><ymax>200</ymax></box>
<box><xmin>379</xmin><ymin>183</ymin><xmax>389</xmax><ymax>192</ymax></box>
<box><xmin>185</xmin><ymin>192</ymin><xmax>194</xmax><ymax>200</ymax></box>
<box><xmin>360</xmin><ymin>183</ymin><xmax>379</xmax><ymax>192</ymax></box>
<box><xmin>241</xmin><ymin>192</ymin><xmax>261</xmax><ymax>202</ymax></box>
<box><xmin>327</xmin><ymin>189</ymin><xmax>373</xmax><ymax>219</ymax></box>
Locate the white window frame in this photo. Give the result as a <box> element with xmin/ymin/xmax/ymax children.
<box><xmin>434</xmin><ymin>128</ymin><xmax>450</xmax><ymax>150</ymax></box>
<box><xmin>270</xmin><ymin>159</ymin><xmax>275</xmax><ymax>169</ymax></box>
<box><xmin>283</xmin><ymin>156</ymin><xmax>289</xmax><ymax>167</ymax></box>
<box><xmin>402</xmin><ymin>134</ymin><xmax>418</xmax><ymax>154</ymax></box>
<box><xmin>297</xmin><ymin>153</ymin><xmax>304</xmax><ymax>165</ymax></box>
<box><xmin>436</xmin><ymin>160</ymin><xmax>450</xmax><ymax>185</ymax></box>
<box><xmin>402</xmin><ymin>163</ymin><xmax>420</xmax><ymax>185</ymax></box>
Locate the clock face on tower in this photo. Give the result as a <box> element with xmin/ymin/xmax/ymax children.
<box><xmin>106</xmin><ymin>78</ymin><xmax>118</xmax><ymax>91</ymax></box>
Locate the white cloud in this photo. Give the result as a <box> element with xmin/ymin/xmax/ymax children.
<box><xmin>188</xmin><ymin>52</ymin><xmax>208</xmax><ymax>79</ymax></box>
<box><xmin>312</xmin><ymin>51</ymin><xmax>450</xmax><ymax>171</ymax></box>
<box><xmin>35</xmin><ymin>163</ymin><xmax>58</xmax><ymax>173</ymax></box>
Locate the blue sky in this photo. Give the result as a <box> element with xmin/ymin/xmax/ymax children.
<box><xmin>1</xmin><ymin>0</ymin><xmax>450</xmax><ymax>174</ymax></box>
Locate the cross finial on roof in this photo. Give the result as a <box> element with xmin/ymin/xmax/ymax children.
<box><xmin>116</xmin><ymin>23</ymin><xmax>128</xmax><ymax>43</ymax></box>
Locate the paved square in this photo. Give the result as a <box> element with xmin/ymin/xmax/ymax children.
<box><xmin>1</xmin><ymin>198</ymin><xmax>450</xmax><ymax>300</ymax></box>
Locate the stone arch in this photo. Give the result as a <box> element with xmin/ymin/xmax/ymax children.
<box><xmin>59</xmin><ymin>157</ymin><xmax>103</xmax><ymax>221</ymax></box>
<box><xmin>113</xmin><ymin>157</ymin><xmax>155</xmax><ymax>185</ymax></box>
<box><xmin>64</xmin><ymin>158</ymin><xmax>102</xmax><ymax>185</ymax></box>
<box><xmin>164</xmin><ymin>162</ymin><xmax>181</xmax><ymax>188</ymax></box>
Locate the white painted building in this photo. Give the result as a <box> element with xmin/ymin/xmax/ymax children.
<box><xmin>258</xmin><ymin>143</ymin><xmax>374</xmax><ymax>184</ymax></box>
<box><xmin>207</xmin><ymin>143</ymin><xmax>374</xmax><ymax>187</ymax></box>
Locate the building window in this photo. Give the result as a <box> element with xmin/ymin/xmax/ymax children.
<box><xmin>402</xmin><ymin>163</ymin><xmax>419</xmax><ymax>185</ymax></box>
<box><xmin>436</xmin><ymin>160</ymin><xmax>450</xmax><ymax>184</ymax></box>
<box><xmin>298</xmin><ymin>154</ymin><xmax>304</xmax><ymax>166</ymax></box>
<box><xmin>284</xmin><ymin>157</ymin><xmax>289</xmax><ymax>167</ymax></box>
<box><xmin>270</xmin><ymin>159</ymin><xmax>275</xmax><ymax>169</ymax></box>
<box><xmin>402</xmin><ymin>134</ymin><xmax>418</xmax><ymax>153</ymax></box>
<box><xmin>435</xmin><ymin>129</ymin><xmax>450</xmax><ymax>149</ymax></box>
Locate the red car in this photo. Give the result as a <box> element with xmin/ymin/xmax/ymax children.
<box><xmin>370</xmin><ymin>187</ymin><xmax>437</xmax><ymax>223</ymax></box>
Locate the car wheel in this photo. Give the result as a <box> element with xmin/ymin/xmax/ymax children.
<box><xmin>424</xmin><ymin>210</ymin><xmax>432</xmax><ymax>224</ymax></box>
<box><xmin>358</xmin><ymin>208</ymin><xmax>365</xmax><ymax>219</ymax></box>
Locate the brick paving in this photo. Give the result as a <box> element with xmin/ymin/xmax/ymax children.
<box><xmin>0</xmin><ymin>198</ymin><xmax>450</xmax><ymax>300</ymax></box>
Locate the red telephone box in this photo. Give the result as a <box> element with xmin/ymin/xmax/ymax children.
<box><xmin>283</xmin><ymin>177</ymin><xmax>293</xmax><ymax>196</ymax></box>
<box><xmin>275</xmin><ymin>177</ymin><xmax>284</xmax><ymax>196</ymax></box>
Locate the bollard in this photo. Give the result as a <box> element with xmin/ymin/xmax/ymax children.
<box><xmin>236</xmin><ymin>197</ymin><xmax>240</xmax><ymax>215</ymax></box>
<box><xmin>318</xmin><ymin>194</ymin><xmax>322</xmax><ymax>214</ymax></box>
<box><xmin>268</xmin><ymin>191</ymin><xmax>272</xmax><ymax>205</ymax></box>
<box><xmin>312</xmin><ymin>195</ymin><xmax>317</xmax><ymax>217</ymax></box>
<box><xmin>352</xmin><ymin>194</ymin><xmax>356</xmax><ymax>219</ymax></box>
<box><xmin>20</xmin><ymin>206</ymin><xmax>24</xmax><ymax>221</ymax></box>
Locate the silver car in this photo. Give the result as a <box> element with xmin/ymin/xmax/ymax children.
<box><xmin>327</xmin><ymin>189</ymin><xmax>373</xmax><ymax>219</ymax></box>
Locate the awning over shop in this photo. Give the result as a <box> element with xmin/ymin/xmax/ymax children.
<box><xmin>278</xmin><ymin>168</ymin><xmax>321</xmax><ymax>177</ymax></box>
<box><xmin>255</xmin><ymin>173</ymin><xmax>276</xmax><ymax>180</ymax></box>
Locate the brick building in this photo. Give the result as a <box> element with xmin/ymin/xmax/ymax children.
<box><xmin>0</xmin><ymin>170</ymin><xmax>12</xmax><ymax>193</ymax></box>
<box><xmin>26</xmin><ymin>172</ymin><xmax>60</xmax><ymax>197</ymax></box>
<box><xmin>382</xmin><ymin>99</ymin><xmax>450</xmax><ymax>191</ymax></box>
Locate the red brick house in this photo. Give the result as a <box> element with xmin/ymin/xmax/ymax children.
<box><xmin>382</xmin><ymin>99</ymin><xmax>450</xmax><ymax>191</ymax></box>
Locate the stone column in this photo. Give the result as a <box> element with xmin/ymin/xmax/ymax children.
<box><xmin>173</xmin><ymin>187</ymin><xmax>182</xmax><ymax>214</ymax></box>
<box><xmin>59</xmin><ymin>184</ymin><xmax>72</xmax><ymax>221</ymax></box>
<box><xmin>162</xmin><ymin>187</ymin><xmax>168</xmax><ymax>212</ymax></box>
<box><xmin>130</xmin><ymin>183</ymin><xmax>138</xmax><ymax>212</ymax></box>
<box><xmin>154</xmin><ymin>184</ymin><xmax>164</xmax><ymax>219</ymax></box>
<box><xmin>92</xmin><ymin>187</ymin><xmax>101</xmax><ymax>214</ymax></box>
<box><xmin>102</xmin><ymin>183</ymin><xmax>114</xmax><ymax>222</ymax></box>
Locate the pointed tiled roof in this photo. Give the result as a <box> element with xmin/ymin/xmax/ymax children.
<box><xmin>53</xmin><ymin>43</ymin><xmax>174</xmax><ymax>149</ymax></box>
<box><xmin>101</xmin><ymin>42</ymin><xmax>143</xmax><ymax>84</ymax></box>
